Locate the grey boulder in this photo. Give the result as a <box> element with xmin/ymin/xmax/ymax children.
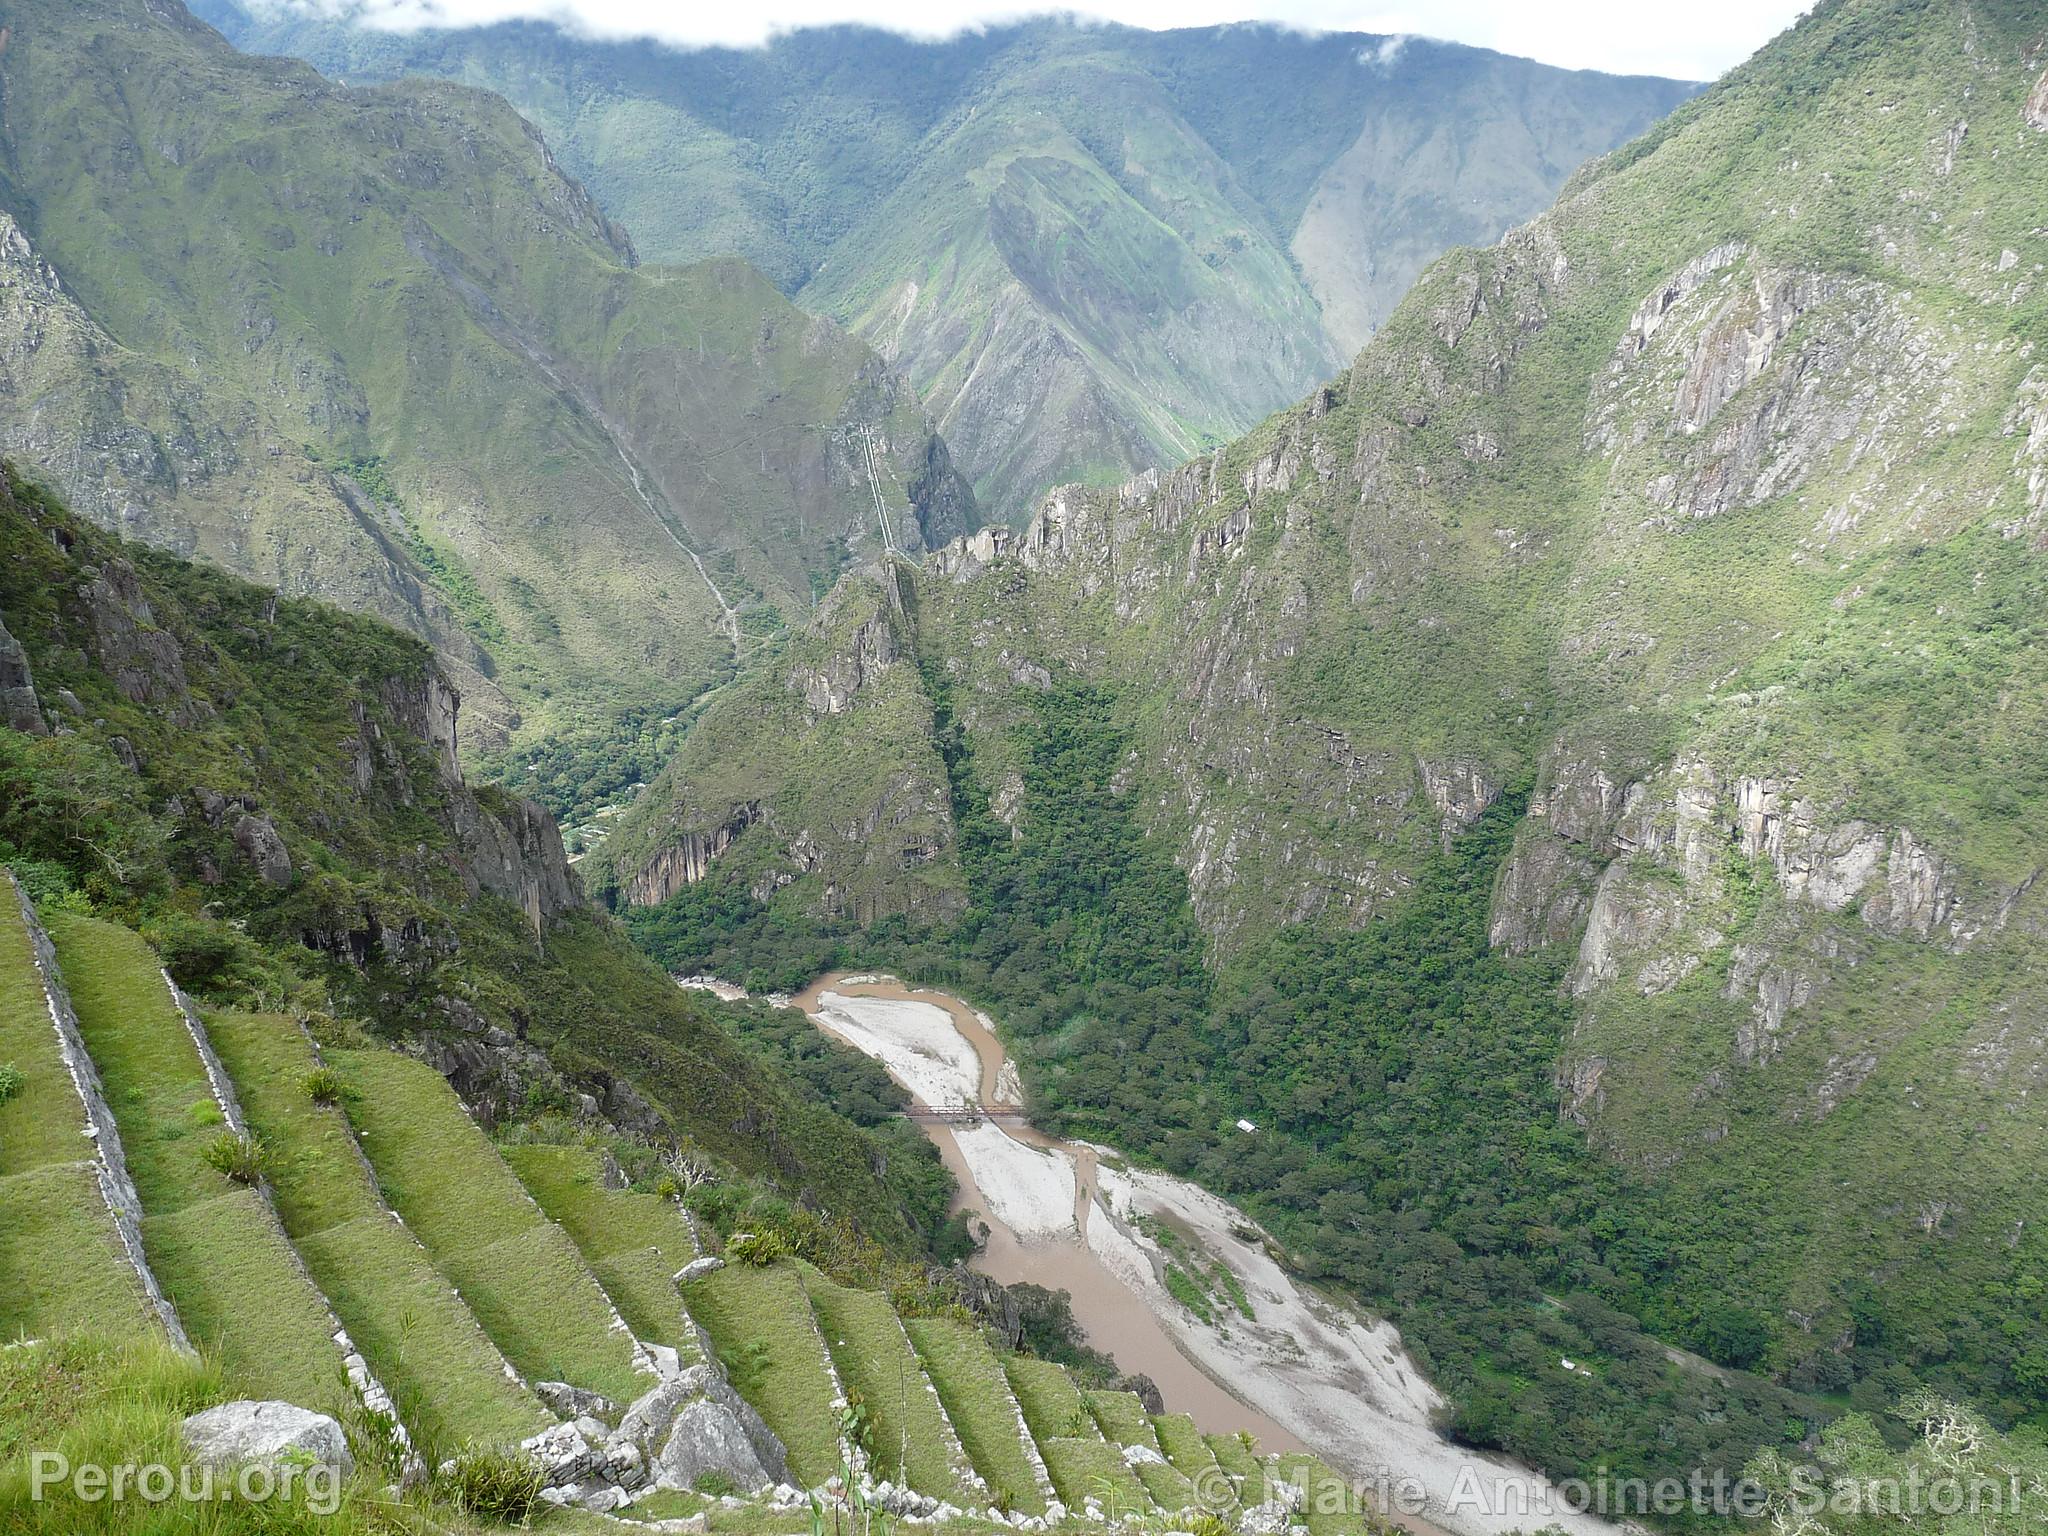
<box><xmin>654</xmin><ymin>1399</ymin><xmax>775</xmax><ymax>1494</ymax></box>
<box><xmin>181</xmin><ymin>1401</ymin><xmax>352</xmax><ymax>1480</ymax></box>
<box><xmin>536</xmin><ymin>1380</ymin><xmax>619</xmax><ymax>1422</ymax></box>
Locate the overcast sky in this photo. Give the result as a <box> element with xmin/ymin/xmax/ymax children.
<box><xmin>264</xmin><ymin>1</ymin><xmax>1810</xmax><ymax>83</ymax></box>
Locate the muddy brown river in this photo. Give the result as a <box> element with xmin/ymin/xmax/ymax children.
<box><xmin>792</xmin><ymin>972</ymin><xmax>1307</xmax><ymax>1455</ymax></box>
<box><xmin>698</xmin><ymin>970</ymin><xmax>1609</xmax><ymax>1536</ymax></box>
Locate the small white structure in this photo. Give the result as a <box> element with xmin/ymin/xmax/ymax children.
<box><xmin>1235</xmin><ymin>1118</ymin><xmax>1259</xmax><ymax>1134</ymax></box>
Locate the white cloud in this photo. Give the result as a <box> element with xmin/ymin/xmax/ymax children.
<box><xmin>256</xmin><ymin>0</ymin><xmax>1809</xmax><ymax>82</ymax></box>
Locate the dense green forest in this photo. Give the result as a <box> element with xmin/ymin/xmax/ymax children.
<box><xmin>627</xmin><ymin>679</ymin><xmax>2048</xmax><ymax>1513</ymax></box>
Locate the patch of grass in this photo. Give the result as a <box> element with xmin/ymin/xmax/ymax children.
<box><xmin>1004</xmin><ymin>1356</ymin><xmax>1097</xmax><ymax>1442</ymax></box>
<box><xmin>0</xmin><ymin>895</ymin><xmax>95</xmax><ymax>1172</ymax></box>
<box><xmin>439</xmin><ymin>1446</ymin><xmax>544</xmax><ymax>1522</ymax></box>
<box><xmin>0</xmin><ymin>896</ymin><xmax>157</xmax><ymax>1343</ymax></box>
<box><xmin>1134</xmin><ymin>1458</ymin><xmax>1198</xmax><ymax>1512</ymax></box>
<box><xmin>43</xmin><ymin>915</ymin><xmax>340</xmax><ymax>1404</ymax></box>
<box><xmin>680</xmin><ymin>1261</ymin><xmax>841</xmax><ymax>1487</ymax></box>
<box><xmin>198</xmin><ymin>1130</ymin><xmax>269</xmax><ymax>1185</ymax></box>
<box><xmin>0</xmin><ymin>1064</ymin><xmax>21</xmax><ymax>1107</ymax></box>
<box><xmin>502</xmin><ymin>1142</ymin><xmax>701</xmax><ymax>1359</ymax></box>
<box><xmin>0</xmin><ymin>1335</ymin><xmax>392</xmax><ymax>1533</ymax></box>
<box><xmin>1153</xmin><ymin>1413</ymin><xmax>1226</xmax><ymax>1493</ymax></box>
<box><xmin>295</xmin><ymin>1216</ymin><xmax>547</xmax><ymax>1450</ymax></box>
<box><xmin>810</xmin><ymin>1276</ymin><xmax>964</xmax><ymax>1497</ymax></box>
<box><xmin>1276</xmin><ymin>1454</ymin><xmax>1371</xmax><ymax>1536</ymax></box>
<box><xmin>1163</xmin><ymin>1263</ymin><xmax>1214</xmax><ymax>1325</ymax></box>
<box><xmin>1082</xmin><ymin>1389</ymin><xmax>1155</xmax><ymax>1448</ymax></box>
<box><xmin>727</xmin><ymin>1229</ymin><xmax>793</xmax><ymax>1266</ymax></box>
<box><xmin>0</xmin><ymin>1165</ymin><xmax>157</xmax><ymax>1344</ymax></box>
<box><xmin>902</xmin><ymin>1316</ymin><xmax>1045</xmax><ymax>1514</ymax></box>
<box><xmin>1205</xmin><ymin>1431</ymin><xmax>1263</xmax><ymax>1483</ymax></box>
<box><xmin>299</xmin><ymin>1066</ymin><xmax>352</xmax><ymax>1107</ymax></box>
<box><xmin>1038</xmin><ymin>1436</ymin><xmax>1151</xmax><ymax>1517</ymax></box>
<box><xmin>328</xmin><ymin>1048</ymin><xmax>646</xmax><ymax>1404</ymax></box>
<box><xmin>204</xmin><ymin>1012</ymin><xmax>547</xmax><ymax>1446</ymax></box>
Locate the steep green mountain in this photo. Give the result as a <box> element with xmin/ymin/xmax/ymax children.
<box><xmin>205</xmin><ymin>10</ymin><xmax>1694</xmax><ymax>521</ymax></box>
<box><xmin>600</xmin><ymin>0</ymin><xmax>2048</xmax><ymax>1493</ymax></box>
<box><xmin>0</xmin><ymin>463</ymin><xmax>951</xmax><ymax>1255</ymax></box>
<box><xmin>0</xmin><ymin>0</ymin><xmax>974</xmax><ymax>756</ymax></box>
<box><xmin>0</xmin><ymin>463</ymin><xmax>1403</xmax><ymax>1534</ymax></box>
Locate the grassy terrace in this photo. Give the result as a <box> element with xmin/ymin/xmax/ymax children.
<box><xmin>1133</xmin><ymin>1458</ymin><xmax>1197</xmax><ymax>1513</ymax></box>
<box><xmin>1154</xmin><ymin>1413</ymin><xmax>1230</xmax><ymax>1498</ymax></box>
<box><xmin>43</xmin><ymin>915</ymin><xmax>339</xmax><ymax>1405</ymax></box>
<box><xmin>1207</xmin><ymin>1432</ymin><xmax>1264</xmax><ymax>1487</ymax></box>
<box><xmin>1038</xmin><ymin>1437</ymin><xmax>1152</xmax><ymax>1518</ymax></box>
<box><xmin>680</xmin><ymin>1261</ymin><xmax>841</xmax><ymax>1488</ymax></box>
<box><xmin>329</xmin><ymin>1049</ymin><xmax>647</xmax><ymax>1405</ymax></box>
<box><xmin>204</xmin><ymin>1011</ymin><xmax>547</xmax><ymax>1447</ymax></box>
<box><xmin>809</xmin><ymin>1277</ymin><xmax>965</xmax><ymax>1498</ymax></box>
<box><xmin>0</xmin><ymin>893</ymin><xmax>154</xmax><ymax>1344</ymax></box>
<box><xmin>1277</xmin><ymin>1454</ymin><xmax>1370</xmax><ymax>1536</ymax></box>
<box><xmin>1083</xmin><ymin>1389</ymin><xmax>1157</xmax><ymax>1449</ymax></box>
<box><xmin>1005</xmin><ymin>1356</ymin><xmax>1098</xmax><ymax>1442</ymax></box>
<box><xmin>902</xmin><ymin>1316</ymin><xmax>1046</xmax><ymax>1514</ymax></box>
<box><xmin>502</xmin><ymin>1143</ymin><xmax>702</xmax><ymax>1362</ymax></box>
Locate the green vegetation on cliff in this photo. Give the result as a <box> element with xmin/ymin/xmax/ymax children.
<box><xmin>0</xmin><ymin>465</ymin><xmax>949</xmax><ymax>1258</ymax></box>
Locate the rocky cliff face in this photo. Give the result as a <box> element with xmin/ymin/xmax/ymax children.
<box><xmin>600</xmin><ymin>572</ymin><xmax>961</xmax><ymax>925</ymax></box>
<box><xmin>1</xmin><ymin>469</ymin><xmax>581</xmax><ymax>950</ymax></box>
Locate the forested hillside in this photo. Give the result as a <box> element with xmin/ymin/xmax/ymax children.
<box><xmin>602</xmin><ymin>0</ymin><xmax>2048</xmax><ymax>1497</ymax></box>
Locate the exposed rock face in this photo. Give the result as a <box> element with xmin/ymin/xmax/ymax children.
<box><xmin>450</xmin><ymin>791</ymin><xmax>580</xmax><ymax>935</ymax></box>
<box><xmin>1417</xmin><ymin>755</ymin><xmax>1501</xmax><ymax>848</ymax></box>
<box><xmin>791</xmin><ymin>609</ymin><xmax>898</xmax><ymax>718</ymax></box>
<box><xmin>654</xmin><ymin>1399</ymin><xmax>779</xmax><ymax>1493</ymax></box>
<box><xmin>230</xmin><ymin>813</ymin><xmax>293</xmax><ymax>888</ymax></box>
<box><xmin>80</xmin><ymin>559</ymin><xmax>199</xmax><ymax>725</ymax></box>
<box><xmin>615</xmin><ymin>1365</ymin><xmax>789</xmax><ymax>1495</ymax></box>
<box><xmin>2026</xmin><ymin>68</ymin><xmax>2048</xmax><ymax>130</ymax></box>
<box><xmin>0</xmin><ymin>613</ymin><xmax>45</xmax><ymax>734</ymax></box>
<box><xmin>1561</xmin><ymin>756</ymin><xmax>1979</xmax><ymax>1003</ymax></box>
<box><xmin>625</xmin><ymin>804</ymin><xmax>764</xmax><ymax>908</ymax></box>
<box><xmin>181</xmin><ymin>1402</ymin><xmax>353</xmax><ymax>1481</ymax></box>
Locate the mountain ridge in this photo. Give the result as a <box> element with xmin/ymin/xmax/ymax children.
<box><xmin>0</xmin><ymin>0</ymin><xmax>976</xmax><ymax>755</ymax></box>
<box><xmin>204</xmin><ymin>7</ymin><xmax>1697</xmax><ymax>521</ymax></box>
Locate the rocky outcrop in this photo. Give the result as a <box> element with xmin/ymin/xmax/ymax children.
<box><xmin>231</xmin><ymin>813</ymin><xmax>294</xmax><ymax>888</ymax></box>
<box><xmin>182</xmin><ymin>1402</ymin><xmax>352</xmax><ymax>1480</ymax></box>
<box><xmin>1417</xmin><ymin>755</ymin><xmax>1500</xmax><ymax>847</ymax></box>
<box><xmin>790</xmin><ymin>609</ymin><xmax>898</xmax><ymax>718</ymax></box>
<box><xmin>450</xmin><ymin>791</ymin><xmax>581</xmax><ymax>936</ymax></box>
<box><xmin>0</xmin><ymin>612</ymin><xmax>44</xmax><ymax>734</ymax></box>
<box><xmin>905</xmin><ymin>430</ymin><xmax>979</xmax><ymax>550</ymax></box>
<box><xmin>625</xmin><ymin>804</ymin><xmax>763</xmax><ymax>908</ymax></box>
<box><xmin>2025</xmin><ymin>68</ymin><xmax>2048</xmax><ymax>131</ymax></box>
<box><xmin>573</xmin><ymin>1362</ymin><xmax>790</xmax><ymax>1501</ymax></box>
<box><xmin>80</xmin><ymin>558</ymin><xmax>199</xmax><ymax>725</ymax></box>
